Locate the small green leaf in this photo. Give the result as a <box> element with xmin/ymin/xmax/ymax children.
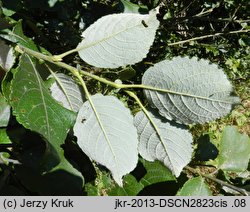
<box><xmin>85</xmin><ymin>173</ymin><xmax>114</xmax><ymax>196</ymax></box>
<box><xmin>0</xmin><ymin>93</ymin><xmax>10</xmax><ymax>127</ymax></box>
<box><xmin>12</xmin><ymin>21</ymin><xmax>39</xmax><ymax>51</ymax></box>
<box><xmin>177</xmin><ymin>177</ymin><xmax>212</xmax><ymax>196</ymax></box>
<box><xmin>0</xmin><ymin>128</ymin><xmax>11</xmax><ymax>144</ymax></box>
<box><xmin>84</xmin><ymin>183</ymin><xmax>99</xmax><ymax>196</ymax></box>
<box><xmin>2</xmin><ymin>7</ymin><xmax>16</xmax><ymax>17</ymax></box>
<box><xmin>140</xmin><ymin>159</ymin><xmax>175</xmax><ymax>186</ymax></box>
<box><xmin>48</xmin><ymin>0</ymin><xmax>59</xmax><ymax>7</ymax></box>
<box><xmin>217</xmin><ymin>126</ymin><xmax>250</xmax><ymax>172</ymax></box>
<box><xmin>108</xmin><ymin>174</ymin><xmax>144</xmax><ymax>196</ymax></box>
<box><xmin>119</xmin><ymin>0</ymin><xmax>145</xmax><ymax>14</ymax></box>
<box><xmin>118</xmin><ymin>66</ymin><xmax>136</xmax><ymax>80</ymax></box>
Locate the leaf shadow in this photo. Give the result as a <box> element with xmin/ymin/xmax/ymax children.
<box><xmin>194</xmin><ymin>134</ymin><xmax>218</xmax><ymax>161</ymax></box>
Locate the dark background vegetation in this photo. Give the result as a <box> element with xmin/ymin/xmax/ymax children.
<box><xmin>0</xmin><ymin>0</ymin><xmax>249</xmax><ymax>195</ymax></box>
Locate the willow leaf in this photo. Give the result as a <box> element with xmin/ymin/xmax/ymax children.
<box><xmin>177</xmin><ymin>176</ymin><xmax>212</xmax><ymax>196</ymax></box>
<box><xmin>142</xmin><ymin>57</ymin><xmax>240</xmax><ymax>124</ymax></box>
<box><xmin>134</xmin><ymin>110</ymin><xmax>193</xmax><ymax>177</ymax></box>
<box><xmin>0</xmin><ymin>93</ymin><xmax>10</xmax><ymax>127</ymax></box>
<box><xmin>10</xmin><ymin>54</ymin><xmax>80</xmax><ymax>178</ymax></box>
<box><xmin>49</xmin><ymin>73</ymin><xmax>85</xmax><ymax>112</ymax></box>
<box><xmin>77</xmin><ymin>9</ymin><xmax>159</xmax><ymax>68</ymax></box>
<box><xmin>217</xmin><ymin>126</ymin><xmax>250</xmax><ymax>172</ymax></box>
<box><xmin>0</xmin><ymin>40</ymin><xmax>15</xmax><ymax>71</ymax></box>
<box><xmin>73</xmin><ymin>94</ymin><xmax>138</xmax><ymax>186</ymax></box>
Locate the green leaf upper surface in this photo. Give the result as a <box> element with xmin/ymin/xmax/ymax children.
<box><xmin>108</xmin><ymin>174</ymin><xmax>144</xmax><ymax>196</ymax></box>
<box><xmin>140</xmin><ymin>159</ymin><xmax>175</xmax><ymax>186</ymax></box>
<box><xmin>49</xmin><ymin>73</ymin><xmax>85</xmax><ymax>112</ymax></box>
<box><xmin>142</xmin><ymin>57</ymin><xmax>240</xmax><ymax>124</ymax></box>
<box><xmin>10</xmin><ymin>54</ymin><xmax>76</xmax><ymax>170</ymax></box>
<box><xmin>0</xmin><ymin>128</ymin><xmax>11</xmax><ymax>144</ymax></box>
<box><xmin>134</xmin><ymin>111</ymin><xmax>193</xmax><ymax>177</ymax></box>
<box><xmin>9</xmin><ymin>21</ymin><xmax>38</xmax><ymax>51</ymax></box>
<box><xmin>77</xmin><ymin>9</ymin><xmax>159</xmax><ymax>68</ymax></box>
<box><xmin>73</xmin><ymin>94</ymin><xmax>138</xmax><ymax>186</ymax></box>
<box><xmin>0</xmin><ymin>93</ymin><xmax>10</xmax><ymax>127</ymax></box>
<box><xmin>177</xmin><ymin>176</ymin><xmax>212</xmax><ymax>196</ymax></box>
<box><xmin>217</xmin><ymin>126</ymin><xmax>250</xmax><ymax>172</ymax></box>
<box><xmin>119</xmin><ymin>0</ymin><xmax>143</xmax><ymax>13</ymax></box>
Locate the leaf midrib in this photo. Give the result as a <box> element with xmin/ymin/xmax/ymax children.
<box><xmin>77</xmin><ymin>13</ymin><xmax>157</xmax><ymax>52</ymax></box>
<box><xmin>141</xmin><ymin>111</ymin><xmax>175</xmax><ymax>173</ymax></box>
<box><xmin>50</xmin><ymin>72</ymin><xmax>74</xmax><ymax>111</ymax></box>
<box><xmin>27</xmin><ymin>55</ymin><xmax>51</xmax><ymax>141</ymax></box>
<box><xmin>87</xmin><ymin>96</ymin><xmax>118</xmax><ymax>169</ymax></box>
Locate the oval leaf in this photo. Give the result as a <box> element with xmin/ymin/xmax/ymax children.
<box><xmin>77</xmin><ymin>10</ymin><xmax>159</xmax><ymax>68</ymax></box>
<box><xmin>73</xmin><ymin>94</ymin><xmax>138</xmax><ymax>186</ymax></box>
<box><xmin>0</xmin><ymin>129</ymin><xmax>11</xmax><ymax>145</ymax></box>
<box><xmin>217</xmin><ymin>126</ymin><xmax>250</xmax><ymax>172</ymax></box>
<box><xmin>134</xmin><ymin>110</ymin><xmax>193</xmax><ymax>177</ymax></box>
<box><xmin>142</xmin><ymin>57</ymin><xmax>240</xmax><ymax>124</ymax></box>
<box><xmin>177</xmin><ymin>176</ymin><xmax>212</xmax><ymax>196</ymax></box>
<box><xmin>10</xmin><ymin>54</ymin><xmax>77</xmax><ymax>173</ymax></box>
<box><xmin>49</xmin><ymin>73</ymin><xmax>85</xmax><ymax>112</ymax></box>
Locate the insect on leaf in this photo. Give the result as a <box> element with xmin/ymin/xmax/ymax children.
<box><xmin>77</xmin><ymin>9</ymin><xmax>159</xmax><ymax>68</ymax></box>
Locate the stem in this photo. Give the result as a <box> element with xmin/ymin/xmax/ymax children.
<box><xmin>54</xmin><ymin>41</ymin><xmax>96</xmax><ymax>60</ymax></box>
<box><xmin>53</xmin><ymin>48</ymin><xmax>78</xmax><ymax>60</ymax></box>
<box><xmin>222</xmin><ymin>4</ymin><xmax>241</xmax><ymax>32</ymax></box>
<box><xmin>17</xmin><ymin>45</ymin><xmax>236</xmax><ymax>105</ymax></box>
<box><xmin>168</xmin><ymin>29</ymin><xmax>250</xmax><ymax>46</ymax></box>
<box><xmin>185</xmin><ymin>166</ymin><xmax>249</xmax><ymax>196</ymax></box>
<box><xmin>194</xmin><ymin>8</ymin><xmax>214</xmax><ymax>17</ymax></box>
<box><xmin>17</xmin><ymin>44</ymin><xmax>250</xmax><ymax>195</ymax></box>
<box><xmin>16</xmin><ymin>46</ymin><xmax>112</xmax><ymax>142</ymax></box>
<box><xmin>16</xmin><ymin>45</ymin><xmax>120</xmax><ymax>88</ymax></box>
<box><xmin>126</xmin><ymin>90</ymin><xmax>162</xmax><ymax>138</ymax></box>
<box><xmin>121</xmin><ymin>84</ymin><xmax>233</xmax><ymax>104</ymax></box>
<box><xmin>71</xmin><ymin>62</ymin><xmax>117</xmax><ymax>161</ymax></box>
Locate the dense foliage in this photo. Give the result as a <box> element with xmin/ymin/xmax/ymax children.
<box><xmin>0</xmin><ymin>0</ymin><xmax>249</xmax><ymax>195</ymax></box>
